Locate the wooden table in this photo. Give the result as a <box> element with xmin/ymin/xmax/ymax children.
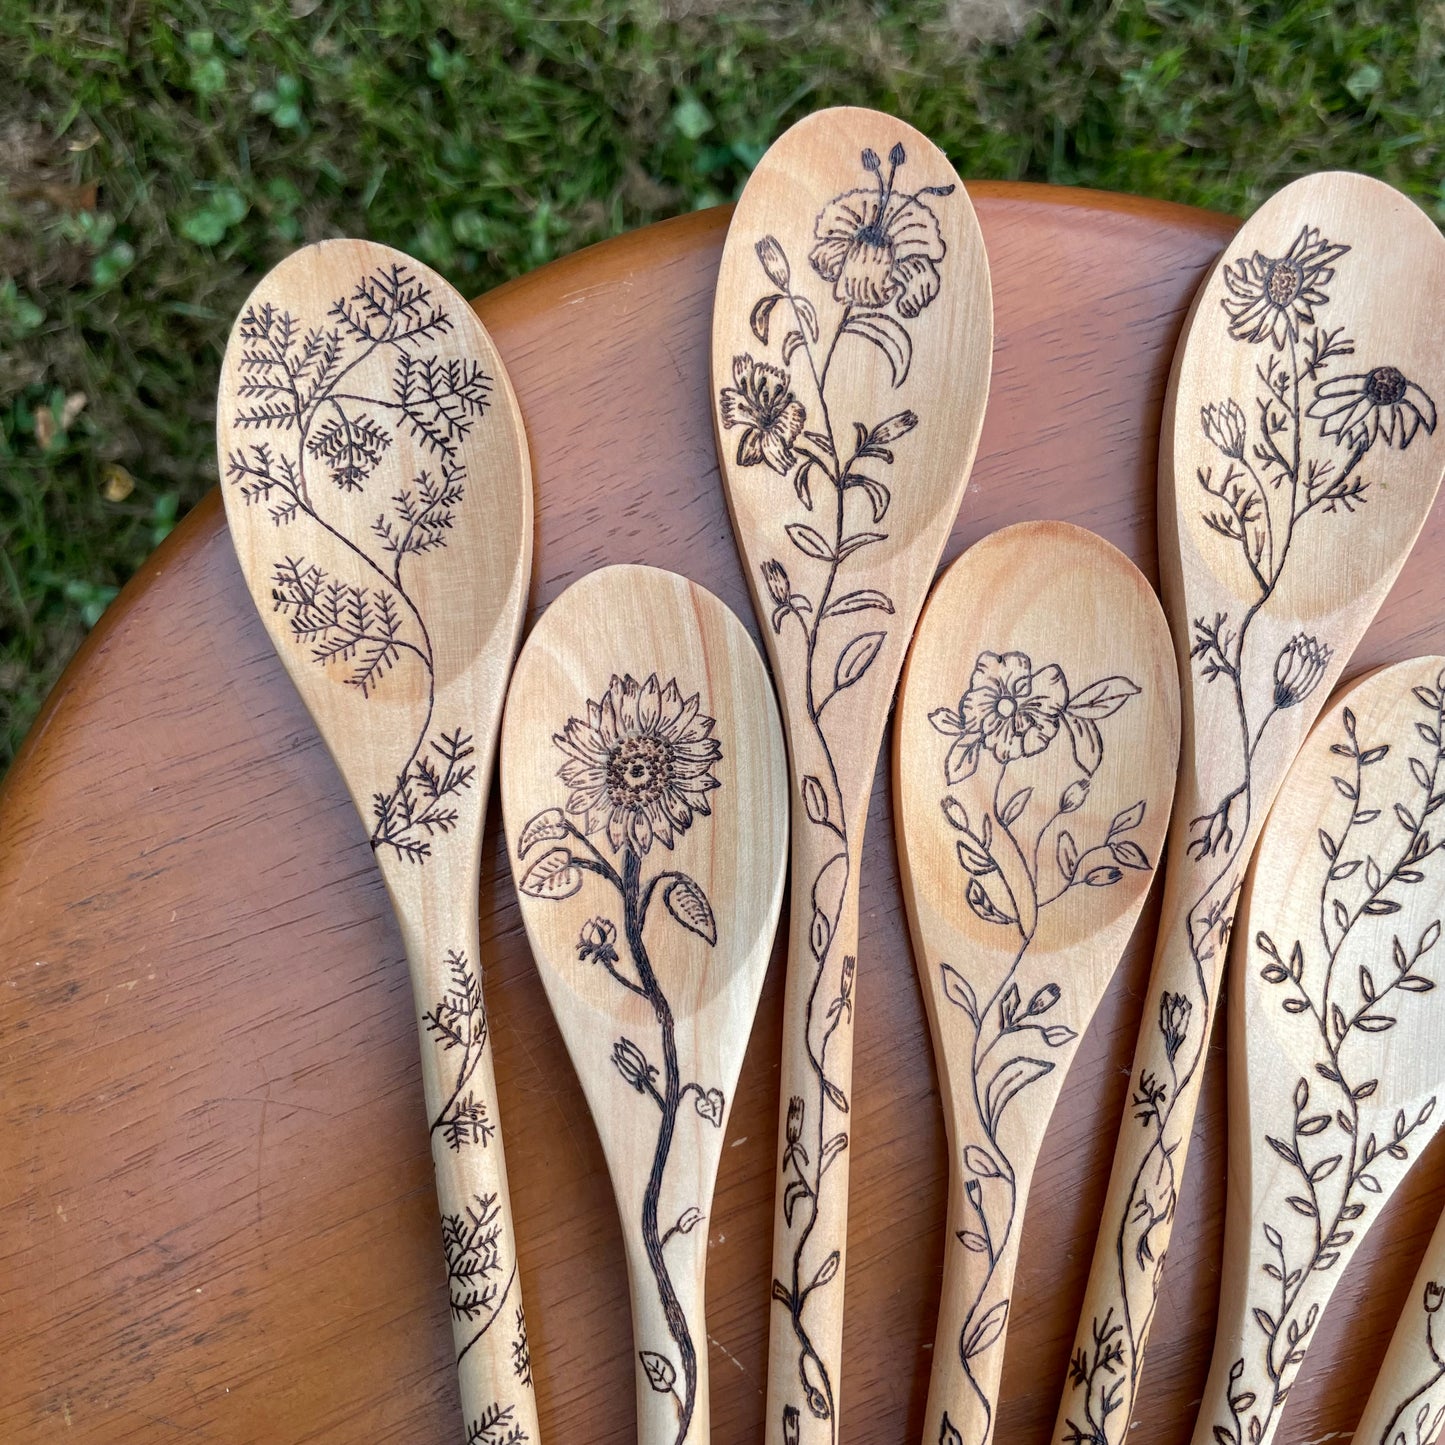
<box><xmin>5</xmin><ymin>183</ymin><xmax>1445</xmax><ymax>1444</ymax></box>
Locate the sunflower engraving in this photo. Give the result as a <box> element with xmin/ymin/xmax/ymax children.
<box><xmin>1308</xmin><ymin>365</ymin><xmax>1438</xmax><ymax>452</ymax></box>
<box><xmin>809</xmin><ymin>142</ymin><xmax>949</xmax><ymax>317</ymax></box>
<box><xmin>554</xmin><ymin>672</ymin><xmax>721</xmax><ymax>856</ymax></box>
<box><xmin>718</xmin><ymin>354</ymin><xmax>807</xmax><ymax>475</ymax></box>
<box><xmin>1222</xmin><ymin>224</ymin><xmax>1349</xmax><ymax>348</ymax></box>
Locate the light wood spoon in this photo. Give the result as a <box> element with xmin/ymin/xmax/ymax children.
<box><xmin>1191</xmin><ymin>657</ymin><xmax>1445</xmax><ymax>1445</ymax></box>
<box><xmin>1055</xmin><ymin>173</ymin><xmax>1445</xmax><ymax>1445</ymax></box>
<box><xmin>895</xmin><ymin>522</ymin><xmax>1178</xmax><ymax>1445</ymax></box>
<box><xmin>500</xmin><ymin>564</ymin><xmax>788</xmax><ymax>1445</ymax></box>
<box><xmin>710</xmin><ymin>105</ymin><xmax>992</xmax><ymax>1445</ymax></box>
<box><xmin>217</xmin><ymin>240</ymin><xmax>538</xmax><ymax>1440</ymax></box>
<box><xmin>1351</xmin><ymin>1191</ymin><xmax>1445</xmax><ymax>1445</ymax></box>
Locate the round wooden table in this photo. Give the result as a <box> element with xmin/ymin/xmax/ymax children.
<box><xmin>5</xmin><ymin>184</ymin><xmax>1445</xmax><ymax>1444</ymax></box>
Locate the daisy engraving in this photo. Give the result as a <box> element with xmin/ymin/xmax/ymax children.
<box><xmin>1222</xmin><ymin>224</ymin><xmax>1349</xmax><ymax>348</ymax></box>
<box><xmin>556</xmin><ymin>672</ymin><xmax>722</xmax><ymax>856</ymax></box>
<box><xmin>1309</xmin><ymin>365</ymin><xmax>1438</xmax><ymax>452</ymax></box>
<box><xmin>517</xmin><ymin>672</ymin><xmax>726</xmax><ymax>1445</ymax></box>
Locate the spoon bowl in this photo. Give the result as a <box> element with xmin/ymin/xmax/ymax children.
<box><xmin>501</xmin><ymin>563</ymin><xmax>788</xmax><ymax>1445</ymax></box>
<box><xmin>896</xmin><ymin>521</ymin><xmax>1178</xmax><ymax>1445</ymax></box>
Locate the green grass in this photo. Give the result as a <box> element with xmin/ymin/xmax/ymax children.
<box><xmin>3</xmin><ymin>0</ymin><xmax>1443</xmax><ymax>768</ymax></box>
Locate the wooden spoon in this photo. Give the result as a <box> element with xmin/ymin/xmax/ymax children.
<box><xmin>1191</xmin><ymin>657</ymin><xmax>1445</xmax><ymax>1445</ymax></box>
<box><xmin>895</xmin><ymin>522</ymin><xmax>1179</xmax><ymax>1445</ymax></box>
<box><xmin>1350</xmin><ymin>1193</ymin><xmax>1445</xmax><ymax>1445</ymax></box>
<box><xmin>499</xmin><ymin>564</ymin><xmax>788</xmax><ymax>1445</ymax></box>
<box><xmin>1054</xmin><ymin>173</ymin><xmax>1445</xmax><ymax>1445</ymax></box>
<box><xmin>217</xmin><ymin>240</ymin><xmax>538</xmax><ymax>1440</ymax></box>
<box><xmin>710</xmin><ymin>105</ymin><xmax>993</xmax><ymax>1444</ymax></box>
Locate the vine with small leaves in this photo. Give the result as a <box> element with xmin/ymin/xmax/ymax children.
<box><xmin>515</xmin><ymin>673</ymin><xmax>724</xmax><ymax>1445</ymax></box>
<box><xmin>718</xmin><ymin>137</ymin><xmax>954</xmax><ymax>1442</ymax></box>
<box><xmin>1208</xmin><ymin>675</ymin><xmax>1445</xmax><ymax>1445</ymax></box>
<box><xmin>928</xmin><ymin>648</ymin><xmax>1143</xmax><ymax>1445</ymax></box>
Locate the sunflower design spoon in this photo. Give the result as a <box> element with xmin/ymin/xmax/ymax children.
<box><xmin>501</xmin><ymin>564</ymin><xmax>788</xmax><ymax>1445</ymax></box>
<box><xmin>218</xmin><ymin>241</ymin><xmax>537</xmax><ymax>1439</ymax></box>
<box><xmin>896</xmin><ymin>522</ymin><xmax>1178</xmax><ymax>1445</ymax></box>
<box><xmin>1054</xmin><ymin>173</ymin><xmax>1445</xmax><ymax>1445</ymax></box>
<box><xmin>711</xmin><ymin>106</ymin><xmax>992</xmax><ymax>1445</ymax></box>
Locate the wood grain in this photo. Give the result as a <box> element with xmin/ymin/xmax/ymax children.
<box><xmin>500</xmin><ymin>565</ymin><xmax>787</xmax><ymax>1444</ymax></box>
<box><xmin>5</xmin><ymin>185</ymin><xmax>1445</xmax><ymax>1445</ymax></box>
<box><xmin>1056</xmin><ymin>173</ymin><xmax>1445</xmax><ymax>1445</ymax></box>
<box><xmin>895</xmin><ymin>522</ymin><xmax>1179</xmax><ymax>1445</ymax></box>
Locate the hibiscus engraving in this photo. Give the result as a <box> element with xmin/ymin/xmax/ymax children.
<box><xmin>930</xmin><ymin>649</ymin><xmax>1145</xmax><ymax>1445</ymax></box>
<box><xmin>716</xmin><ymin>138</ymin><xmax>957</xmax><ymax>1442</ymax></box>
<box><xmin>516</xmin><ymin>673</ymin><xmax>725</xmax><ymax>1445</ymax></box>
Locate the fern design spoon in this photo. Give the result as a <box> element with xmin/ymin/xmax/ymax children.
<box><xmin>1349</xmin><ymin>1185</ymin><xmax>1445</xmax><ymax>1445</ymax></box>
<box><xmin>895</xmin><ymin>522</ymin><xmax>1179</xmax><ymax>1445</ymax></box>
<box><xmin>1192</xmin><ymin>657</ymin><xmax>1445</xmax><ymax>1445</ymax></box>
<box><xmin>1054</xmin><ymin>174</ymin><xmax>1445</xmax><ymax>1445</ymax></box>
<box><xmin>218</xmin><ymin>240</ymin><xmax>537</xmax><ymax>1441</ymax></box>
<box><xmin>501</xmin><ymin>565</ymin><xmax>788</xmax><ymax>1445</ymax></box>
<box><xmin>711</xmin><ymin>105</ymin><xmax>992</xmax><ymax>1445</ymax></box>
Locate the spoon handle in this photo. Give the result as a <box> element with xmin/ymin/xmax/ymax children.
<box><xmin>766</xmin><ymin>816</ymin><xmax>863</xmax><ymax>1444</ymax></box>
<box><xmin>925</xmin><ymin>1105</ymin><xmax>1045</xmax><ymax>1445</ymax></box>
<box><xmin>395</xmin><ymin>905</ymin><xmax>540</xmax><ymax>1441</ymax></box>
<box><xmin>1051</xmin><ymin>811</ymin><xmax>1227</xmax><ymax>1445</ymax></box>
<box><xmin>1351</xmin><ymin>1203</ymin><xmax>1445</xmax><ymax>1445</ymax></box>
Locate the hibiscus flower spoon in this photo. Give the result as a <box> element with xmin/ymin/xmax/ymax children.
<box><xmin>1190</xmin><ymin>657</ymin><xmax>1445</xmax><ymax>1445</ymax></box>
<box><xmin>500</xmin><ymin>564</ymin><xmax>788</xmax><ymax>1445</ymax></box>
<box><xmin>1053</xmin><ymin>173</ymin><xmax>1445</xmax><ymax>1445</ymax></box>
<box><xmin>894</xmin><ymin>522</ymin><xmax>1179</xmax><ymax>1445</ymax></box>
<box><xmin>218</xmin><ymin>241</ymin><xmax>538</xmax><ymax>1437</ymax></box>
<box><xmin>710</xmin><ymin>106</ymin><xmax>992</xmax><ymax>1445</ymax></box>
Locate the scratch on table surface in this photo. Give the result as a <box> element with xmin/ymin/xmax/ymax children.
<box><xmin>709</xmin><ymin>1333</ymin><xmax>762</xmax><ymax>1395</ymax></box>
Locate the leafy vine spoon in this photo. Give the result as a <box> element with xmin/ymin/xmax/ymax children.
<box><xmin>217</xmin><ymin>239</ymin><xmax>538</xmax><ymax>1441</ymax></box>
<box><xmin>1191</xmin><ymin>657</ymin><xmax>1445</xmax><ymax>1445</ymax></box>
<box><xmin>1054</xmin><ymin>173</ymin><xmax>1445</xmax><ymax>1445</ymax></box>
<box><xmin>1349</xmin><ymin>1188</ymin><xmax>1445</xmax><ymax>1445</ymax></box>
<box><xmin>895</xmin><ymin>522</ymin><xmax>1179</xmax><ymax>1445</ymax></box>
<box><xmin>500</xmin><ymin>564</ymin><xmax>788</xmax><ymax>1445</ymax></box>
<box><xmin>710</xmin><ymin>105</ymin><xmax>992</xmax><ymax>1445</ymax></box>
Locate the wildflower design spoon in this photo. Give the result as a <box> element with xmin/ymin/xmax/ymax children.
<box><xmin>218</xmin><ymin>240</ymin><xmax>537</xmax><ymax>1440</ymax></box>
<box><xmin>1349</xmin><ymin>1191</ymin><xmax>1445</xmax><ymax>1445</ymax></box>
<box><xmin>711</xmin><ymin>106</ymin><xmax>992</xmax><ymax>1445</ymax></box>
<box><xmin>1055</xmin><ymin>174</ymin><xmax>1445</xmax><ymax>1445</ymax></box>
<box><xmin>896</xmin><ymin>522</ymin><xmax>1179</xmax><ymax>1445</ymax></box>
<box><xmin>1192</xmin><ymin>657</ymin><xmax>1445</xmax><ymax>1445</ymax></box>
<box><xmin>501</xmin><ymin>565</ymin><xmax>788</xmax><ymax>1445</ymax></box>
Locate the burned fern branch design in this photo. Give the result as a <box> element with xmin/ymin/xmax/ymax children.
<box><xmin>718</xmin><ymin>138</ymin><xmax>953</xmax><ymax>1441</ymax></box>
<box><xmin>223</xmin><ymin>263</ymin><xmax>493</xmax><ymax>864</ymax></box>
<box><xmin>930</xmin><ymin>649</ymin><xmax>1143</xmax><ymax>1445</ymax></box>
<box><xmin>425</xmin><ymin>949</ymin><xmax>494</xmax><ymax>1151</ymax></box>
<box><xmin>516</xmin><ymin>673</ymin><xmax>723</xmax><ymax>1445</ymax></box>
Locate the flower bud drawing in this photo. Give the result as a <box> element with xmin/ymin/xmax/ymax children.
<box><xmin>1272</xmin><ymin>633</ymin><xmax>1332</xmax><ymax>710</ymax></box>
<box><xmin>1201</xmin><ymin>397</ymin><xmax>1247</xmax><ymax>459</ymax></box>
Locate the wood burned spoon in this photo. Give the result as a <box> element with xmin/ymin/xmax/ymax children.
<box><xmin>1350</xmin><ymin>1191</ymin><xmax>1445</xmax><ymax>1445</ymax></box>
<box><xmin>1192</xmin><ymin>658</ymin><xmax>1445</xmax><ymax>1445</ymax></box>
<box><xmin>895</xmin><ymin>522</ymin><xmax>1179</xmax><ymax>1445</ymax></box>
<box><xmin>711</xmin><ymin>105</ymin><xmax>992</xmax><ymax>1444</ymax></box>
<box><xmin>1055</xmin><ymin>173</ymin><xmax>1445</xmax><ymax>1445</ymax></box>
<box><xmin>500</xmin><ymin>565</ymin><xmax>788</xmax><ymax>1445</ymax></box>
<box><xmin>217</xmin><ymin>240</ymin><xmax>538</xmax><ymax>1439</ymax></box>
